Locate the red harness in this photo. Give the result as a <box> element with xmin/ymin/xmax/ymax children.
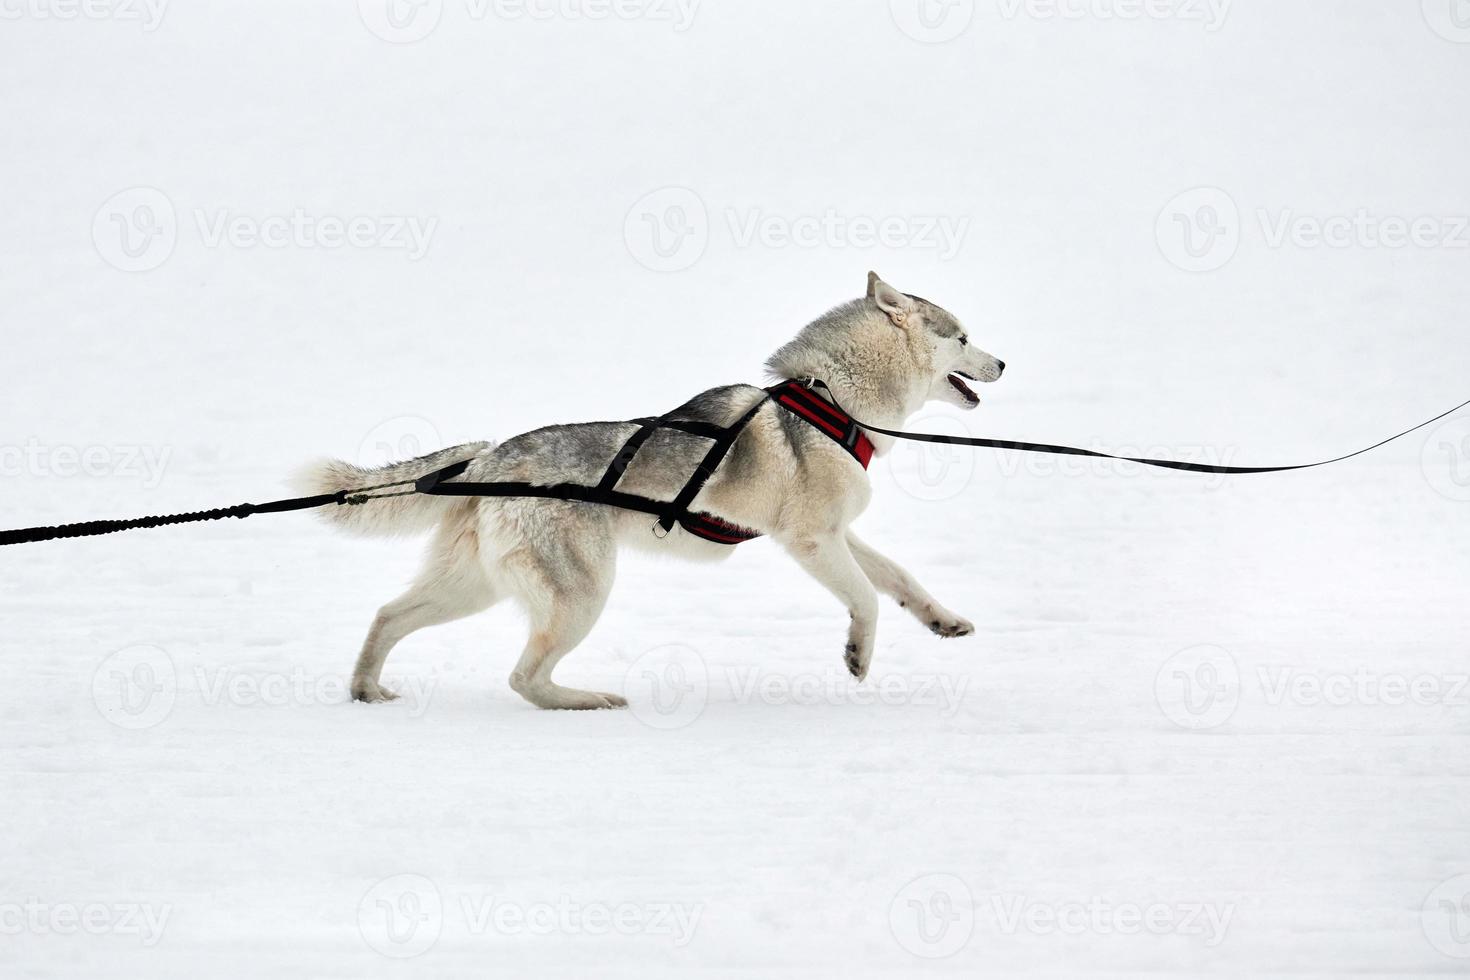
<box><xmin>768</xmin><ymin>379</ymin><xmax>876</xmax><ymax>470</ymax></box>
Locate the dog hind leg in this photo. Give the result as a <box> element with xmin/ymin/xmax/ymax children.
<box><xmin>351</xmin><ymin>505</ymin><xmax>497</xmax><ymax>702</ymax></box>
<box><xmin>499</xmin><ymin>518</ymin><xmax>624</xmax><ymax>710</ymax></box>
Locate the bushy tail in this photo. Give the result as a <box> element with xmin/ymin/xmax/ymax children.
<box><xmin>292</xmin><ymin>441</ymin><xmax>495</xmax><ymax>538</ymax></box>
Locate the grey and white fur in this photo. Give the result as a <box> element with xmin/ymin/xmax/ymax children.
<box><xmin>297</xmin><ymin>273</ymin><xmax>1005</xmax><ymax>710</ymax></box>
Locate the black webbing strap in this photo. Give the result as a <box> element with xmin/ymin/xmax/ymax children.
<box><xmin>413</xmin><ymin>394</ymin><xmax>775</xmax><ymax>538</ymax></box>
<box><xmin>599</xmin><ymin>419</ymin><xmax>663</xmax><ymax>492</ymax></box>
<box><xmin>803</xmin><ymin>379</ymin><xmax>1470</xmax><ymax>477</ymax></box>
<box><xmin>416</xmin><ymin>458</ymin><xmax>669</xmax><ymax>519</ymax></box>
<box><xmin>655</xmin><ymin>393</ymin><xmax>772</xmax><ymax>534</ymax></box>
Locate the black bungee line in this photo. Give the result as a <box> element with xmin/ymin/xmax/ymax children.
<box><xmin>802</xmin><ymin>379</ymin><xmax>1470</xmax><ymax>476</ymax></box>
<box><xmin>1</xmin><ymin>381</ymin><xmax>1467</xmax><ymax>548</ymax></box>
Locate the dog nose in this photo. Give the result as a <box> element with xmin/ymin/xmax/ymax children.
<box><xmin>996</xmin><ymin>360</ymin><xmax>1006</xmax><ymax>375</ymax></box>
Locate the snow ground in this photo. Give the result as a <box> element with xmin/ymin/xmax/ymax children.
<box><xmin>3</xmin><ymin>2</ymin><xmax>1470</xmax><ymax>976</ymax></box>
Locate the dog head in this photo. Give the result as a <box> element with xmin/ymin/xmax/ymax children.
<box><xmin>766</xmin><ymin>273</ymin><xmax>1005</xmax><ymax>420</ymax></box>
<box><xmin>865</xmin><ymin>271</ymin><xmax>1004</xmax><ymax>410</ymax></box>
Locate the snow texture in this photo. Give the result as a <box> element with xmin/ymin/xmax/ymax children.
<box><xmin>2</xmin><ymin>2</ymin><xmax>1469</xmax><ymax>976</ymax></box>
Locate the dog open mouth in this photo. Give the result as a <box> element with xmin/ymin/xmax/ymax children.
<box><xmin>947</xmin><ymin>372</ymin><xmax>981</xmax><ymax>405</ymax></box>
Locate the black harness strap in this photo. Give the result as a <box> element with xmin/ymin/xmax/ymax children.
<box><xmin>655</xmin><ymin>395</ymin><xmax>772</xmax><ymax>535</ymax></box>
<box><xmin>413</xmin><ymin>391</ymin><xmax>774</xmax><ymax>543</ymax></box>
<box><xmin>4</xmin><ymin>378</ymin><xmax>1468</xmax><ymax>549</ymax></box>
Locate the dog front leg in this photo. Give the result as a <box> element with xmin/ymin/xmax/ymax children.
<box><xmin>846</xmin><ymin>532</ymin><xmax>974</xmax><ymax>639</ymax></box>
<box><xmin>782</xmin><ymin>533</ymin><xmax>880</xmax><ymax>680</ymax></box>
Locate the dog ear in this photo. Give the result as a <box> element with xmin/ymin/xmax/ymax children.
<box><xmin>867</xmin><ymin>271</ymin><xmax>911</xmax><ymax>328</ymax></box>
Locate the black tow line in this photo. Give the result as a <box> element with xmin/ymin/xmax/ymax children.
<box><xmin>2</xmin><ymin>380</ymin><xmax>1467</xmax><ymax>548</ymax></box>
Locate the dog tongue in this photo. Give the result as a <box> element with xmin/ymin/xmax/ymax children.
<box><xmin>948</xmin><ymin>373</ymin><xmax>979</xmax><ymax>403</ymax></box>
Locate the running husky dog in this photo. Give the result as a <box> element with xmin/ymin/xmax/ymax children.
<box><xmin>299</xmin><ymin>273</ymin><xmax>1005</xmax><ymax>710</ymax></box>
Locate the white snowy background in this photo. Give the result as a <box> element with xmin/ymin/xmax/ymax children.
<box><xmin>3</xmin><ymin>1</ymin><xmax>1469</xmax><ymax>976</ymax></box>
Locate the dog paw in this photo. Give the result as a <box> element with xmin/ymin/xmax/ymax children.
<box><xmin>928</xmin><ymin>614</ymin><xmax>975</xmax><ymax>639</ymax></box>
<box><xmin>351</xmin><ymin>680</ymin><xmax>399</xmax><ymax>703</ymax></box>
<box><xmin>845</xmin><ymin>641</ymin><xmax>871</xmax><ymax>682</ymax></box>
